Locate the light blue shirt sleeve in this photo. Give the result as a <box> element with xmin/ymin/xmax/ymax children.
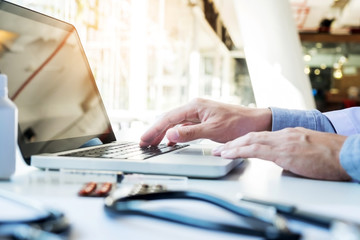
<box><xmin>324</xmin><ymin>107</ymin><xmax>360</xmax><ymax>182</ymax></box>
<box><xmin>270</xmin><ymin>107</ymin><xmax>336</xmax><ymax>133</ymax></box>
<box><xmin>340</xmin><ymin>135</ymin><xmax>360</xmax><ymax>182</ymax></box>
<box><xmin>324</xmin><ymin>107</ymin><xmax>360</xmax><ymax>136</ymax></box>
<box><xmin>270</xmin><ymin>107</ymin><xmax>360</xmax><ymax>182</ymax></box>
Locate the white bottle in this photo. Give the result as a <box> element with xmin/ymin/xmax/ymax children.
<box><xmin>0</xmin><ymin>73</ymin><xmax>18</xmax><ymax>180</ymax></box>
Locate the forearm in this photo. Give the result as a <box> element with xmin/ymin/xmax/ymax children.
<box><xmin>270</xmin><ymin>107</ymin><xmax>360</xmax><ymax>182</ymax></box>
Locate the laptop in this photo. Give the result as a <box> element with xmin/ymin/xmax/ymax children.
<box><xmin>0</xmin><ymin>0</ymin><xmax>243</xmax><ymax>178</ymax></box>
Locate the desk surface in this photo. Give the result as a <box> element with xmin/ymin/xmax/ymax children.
<box><xmin>1</xmin><ymin>154</ymin><xmax>360</xmax><ymax>240</ymax></box>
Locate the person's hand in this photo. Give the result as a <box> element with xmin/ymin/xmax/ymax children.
<box><xmin>212</xmin><ymin>127</ymin><xmax>351</xmax><ymax>181</ymax></box>
<box><xmin>140</xmin><ymin>98</ymin><xmax>272</xmax><ymax>147</ymax></box>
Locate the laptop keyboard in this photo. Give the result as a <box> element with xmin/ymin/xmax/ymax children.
<box><xmin>60</xmin><ymin>142</ymin><xmax>189</xmax><ymax>160</ymax></box>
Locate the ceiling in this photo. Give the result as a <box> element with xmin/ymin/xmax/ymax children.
<box><xmin>214</xmin><ymin>0</ymin><xmax>360</xmax><ymax>49</ymax></box>
<box><xmin>292</xmin><ymin>0</ymin><xmax>360</xmax><ymax>32</ymax></box>
<box><xmin>212</xmin><ymin>0</ymin><xmax>360</xmax><ymax>69</ymax></box>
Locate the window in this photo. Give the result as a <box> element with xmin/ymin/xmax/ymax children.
<box><xmin>8</xmin><ymin>0</ymin><xmax>253</xmax><ymax>129</ymax></box>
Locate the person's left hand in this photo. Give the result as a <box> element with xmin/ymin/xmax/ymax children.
<box><xmin>212</xmin><ymin>127</ymin><xmax>351</xmax><ymax>181</ymax></box>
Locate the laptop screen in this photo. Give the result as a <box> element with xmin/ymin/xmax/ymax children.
<box><xmin>0</xmin><ymin>1</ymin><xmax>116</xmax><ymax>162</ymax></box>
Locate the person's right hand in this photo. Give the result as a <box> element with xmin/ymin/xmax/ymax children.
<box><xmin>139</xmin><ymin>98</ymin><xmax>272</xmax><ymax>147</ymax></box>
<box><xmin>212</xmin><ymin>127</ymin><xmax>351</xmax><ymax>181</ymax></box>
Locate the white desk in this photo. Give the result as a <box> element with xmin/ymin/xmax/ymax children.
<box><xmin>1</xmin><ymin>155</ymin><xmax>360</xmax><ymax>240</ymax></box>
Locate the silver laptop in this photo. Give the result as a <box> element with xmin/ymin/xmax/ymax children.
<box><xmin>0</xmin><ymin>0</ymin><xmax>242</xmax><ymax>178</ymax></box>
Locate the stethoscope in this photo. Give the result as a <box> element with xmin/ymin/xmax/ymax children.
<box><xmin>0</xmin><ymin>189</ymin><xmax>70</xmax><ymax>240</ymax></box>
<box><xmin>104</xmin><ymin>184</ymin><xmax>302</xmax><ymax>240</ymax></box>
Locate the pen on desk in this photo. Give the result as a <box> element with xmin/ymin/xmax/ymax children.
<box><xmin>60</xmin><ymin>169</ymin><xmax>124</xmax><ymax>183</ymax></box>
<box><xmin>239</xmin><ymin>196</ymin><xmax>333</xmax><ymax>229</ymax></box>
<box><xmin>122</xmin><ymin>174</ymin><xmax>188</xmax><ymax>184</ymax></box>
<box><xmin>28</xmin><ymin>169</ymin><xmax>125</xmax><ymax>184</ymax></box>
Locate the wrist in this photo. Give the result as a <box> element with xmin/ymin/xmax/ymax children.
<box><xmin>262</xmin><ymin>108</ymin><xmax>272</xmax><ymax>131</ymax></box>
<box><xmin>257</xmin><ymin>108</ymin><xmax>273</xmax><ymax>131</ymax></box>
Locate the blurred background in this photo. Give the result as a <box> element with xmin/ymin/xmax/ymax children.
<box><xmin>6</xmin><ymin>0</ymin><xmax>360</xmax><ymax>130</ymax></box>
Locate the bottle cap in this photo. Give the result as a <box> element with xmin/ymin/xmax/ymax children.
<box><xmin>0</xmin><ymin>74</ymin><xmax>8</xmax><ymax>97</ymax></box>
<box><xmin>0</xmin><ymin>73</ymin><xmax>7</xmax><ymax>87</ymax></box>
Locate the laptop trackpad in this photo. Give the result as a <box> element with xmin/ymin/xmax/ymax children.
<box><xmin>176</xmin><ymin>148</ymin><xmax>212</xmax><ymax>156</ymax></box>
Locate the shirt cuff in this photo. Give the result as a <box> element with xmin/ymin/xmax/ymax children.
<box><xmin>340</xmin><ymin>135</ymin><xmax>360</xmax><ymax>182</ymax></box>
<box><xmin>324</xmin><ymin>108</ymin><xmax>360</xmax><ymax>136</ymax></box>
<box><xmin>270</xmin><ymin>107</ymin><xmax>336</xmax><ymax>133</ymax></box>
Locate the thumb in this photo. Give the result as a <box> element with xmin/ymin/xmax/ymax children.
<box><xmin>166</xmin><ymin>125</ymin><xmax>206</xmax><ymax>143</ymax></box>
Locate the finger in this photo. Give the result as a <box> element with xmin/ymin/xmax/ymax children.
<box><xmin>139</xmin><ymin>130</ymin><xmax>166</xmax><ymax>147</ymax></box>
<box><xmin>151</xmin><ymin>131</ymin><xmax>167</xmax><ymax>146</ymax></box>
<box><xmin>139</xmin><ymin>104</ymin><xmax>199</xmax><ymax>146</ymax></box>
<box><xmin>211</xmin><ymin>145</ymin><xmax>224</xmax><ymax>156</ymax></box>
<box><xmin>223</xmin><ymin>131</ymin><xmax>284</xmax><ymax>150</ymax></box>
<box><xmin>167</xmin><ymin>122</ymin><xmax>198</xmax><ymax>145</ymax></box>
<box><xmin>140</xmin><ymin>122</ymin><xmax>199</xmax><ymax>147</ymax></box>
<box><xmin>166</xmin><ymin>123</ymin><xmax>213</xmax><ymax>143</ymax></box>
<box><xmin>220</xmin><ymin>143</ymin><xmax>275</xmax><ymax>161</ymax></box>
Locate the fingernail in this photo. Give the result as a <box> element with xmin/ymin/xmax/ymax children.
<box><xmin>167</xmin><ymin>128</ymin><xmax>180</xmax><ymax>142</ymax></box>
<box><xmin>221</xmin><ymin>150</ymin><xmax>233</xmax><ymax>158</ymax></box>
<box><xmin>212</xmin><ymin>146</ymin><xmax>224</xmax><ymax>155</ymax></box>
